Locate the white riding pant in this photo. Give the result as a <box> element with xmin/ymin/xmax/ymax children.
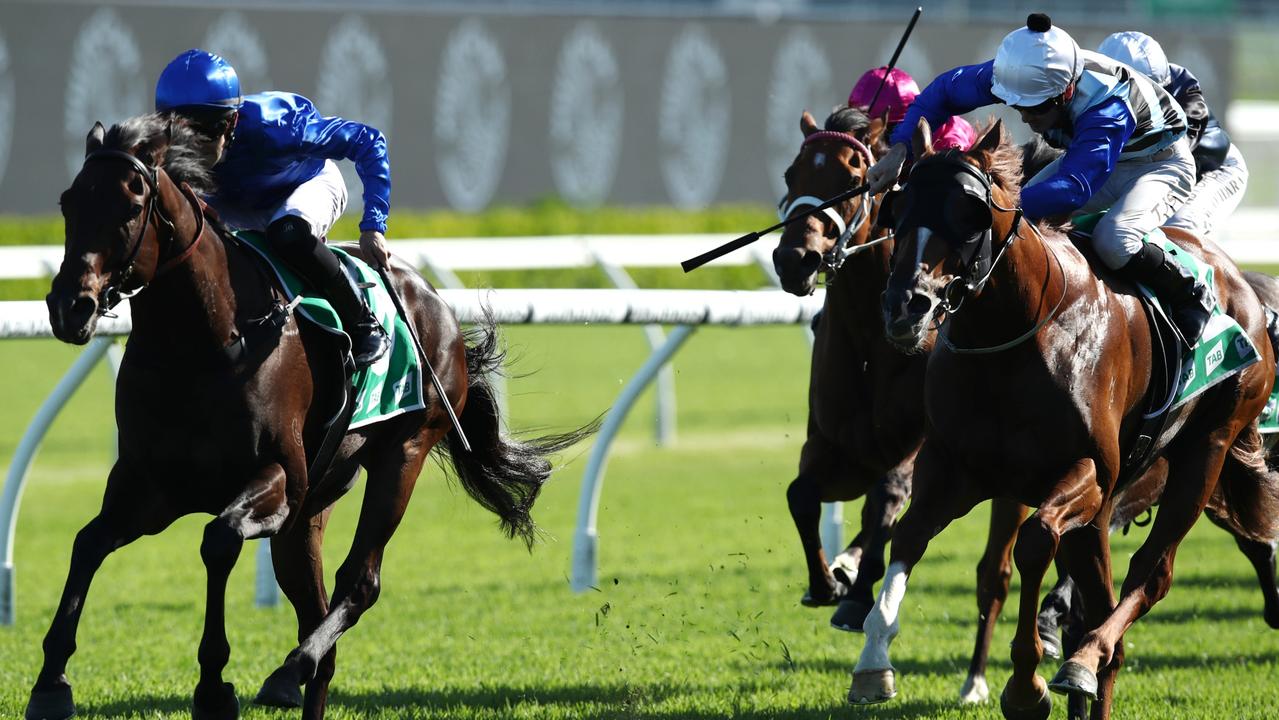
<box><xmin>209</xmin><ymin>160</ymin><xmax>349</xmax><ymax>239</ymax></box>
<box><xmin>1027</xmin><ymin>137</ymin><xmax>1195</xmax><ymax>270</ymax></box>
<box><xmin>1164</xmin><ymin>143</ymin><xmax>1249</xmax><ymax>240</ymax></box>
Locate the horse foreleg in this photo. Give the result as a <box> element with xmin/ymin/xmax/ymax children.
<box><xmin>27</xmin><ymin>465</ymin><xmax>173</xmax><ymax>720</ymax></box>
<box><xmin>960</xmin><ymin>498</ymin><xmax>1027</xmax><ymax>704</ymax></box>
<box><xmin>848</xmin><ymin>442</ymin><xmax>979</xmax><ymax>706</ymax></box>
<box><xmin>1055</xmin><ymin>513</ymin><xmax>1117</xmax><ymax>720</ymax></box>
<box><xmin>194</xmin><ymin>464</ymin><xmax>289</xmax><ymax>720</ymax></box>
<box><xmin>1002</xmin><ymin>458</ymin><xmax>1102</xmax><ymax>720</ymax></box>
<box><xmin>832</xmin><ymin>463</ymin><xmax>911</xmax><ymax>632</ymax></box>
<box><xmin>257</xmin><ymin>430</ymin><xmax>440</xmax><ymax>718</ymax></box>
<box><xmin>1050</xmin><ymin>434</ymin><xmax>1232</xmax><ymax>714</ymax></box>
<box><xmin>787</xmin><ymin>472</ymin><xmax>847</xmax><ymax>607</ymax></box>
<box><xmin>255</xmin><ymin>506</ymin><xmax>335</xmax><ymax>716</ymax></box>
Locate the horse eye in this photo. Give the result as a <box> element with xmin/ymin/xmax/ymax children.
<box><xmin>128</xmin><ymin>203</ymin><xmax>143</xmax><ymax>218</ymax></box>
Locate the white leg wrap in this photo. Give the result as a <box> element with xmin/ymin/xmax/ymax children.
<box><xmin>854</xmin><ymin>561</ymin><xmax>908</xmax><ymax>672</ymax></box>
<box><xmin>959</xmin><ymin>673</ymin><xmax>990</xmax><ymax>704</ymax></box>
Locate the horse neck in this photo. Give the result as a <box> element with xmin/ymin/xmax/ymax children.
<box><xmin>943</xmin><ymin>211</ymin><xmax>1060</xmax><ymax>350</ymax></box>
<box><xmin>829</xmin><ymin>229</ymin><xmax>894</xmax><ymax>328</ymax></box>
<box><xmin>126</xmin><ymin>174</ymin><xmax>239</xmax><ymax>357</ymax></box>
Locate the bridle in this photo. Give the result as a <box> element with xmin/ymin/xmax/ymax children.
<box><xmin>778</xmin><ymin>130</ymin><xmax>890</xmax><ymax>275</ymax></box>
<box><xmin>893</xmin><ymin>154</ymin><xmax>1068</xmax><ymax>354</ymax></box>
<box><xmin>80</xmin><ymin>149</ymin><xmax>206</xmax><ymax>315</ymax></box>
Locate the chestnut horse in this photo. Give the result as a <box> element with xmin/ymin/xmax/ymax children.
<box><xmin>851</xmin><ymin>118</ymin><xmax>1279</xmax><ymax>720</ymax></box>
<box><xmin>30</xmin><ymin>115</ymin><xmax>589</xmax><ymax>720</ymax></box>
<box><xmin>773</xmin><ymin>107</ymin><xmax>919</xmax><ymax>633</ymax></box>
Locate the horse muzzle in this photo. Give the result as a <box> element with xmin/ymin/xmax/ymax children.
<box><xmin>46</xmin><ymin>290</ymin><xmax>100</xmax><ymax>345</ymax></box>
<box><xmin>772</xmin><ymin>246</ymin><xmax>822</xmax><ymax>296</ymax></box>
<box><xmin>881</xmin><ymin>286</ymin><xmax>937</xmax><ymax>351</ymax></box>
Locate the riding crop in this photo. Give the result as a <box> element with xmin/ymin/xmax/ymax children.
<box><xmin>374</xmin><ymin>263</ymin><xmax>473</xmax><ymax>452</ymax></box>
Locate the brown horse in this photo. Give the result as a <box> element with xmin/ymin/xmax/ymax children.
<box><xmin>850</xmin><ymin>118</ymin><xmax>1279</xmax><ymax>720</ymax></box>
<box><xmin>773</xmin><ymin>107</ymin><xmax>919</xmax><ymax>631</ymax></box>
<box><xmin>30</xmin><ymin>115</ymin><xmax>589</xmax><ymax>720</ymax></box>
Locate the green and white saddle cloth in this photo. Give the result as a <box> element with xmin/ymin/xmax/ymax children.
<box><xmin>1071</xmin><ymin>213</ymin><xmax>1260</xmax><ymax>409</ymax></box>
<box><xmin>236</xmin><ymin>231</ymin><xmax>426</xmax><ymax>430</ymax></box>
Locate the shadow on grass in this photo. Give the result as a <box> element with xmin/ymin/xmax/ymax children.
<box><xmin>78</xmin><ymin>693</ymin><xmax>190</xmax><ymax>718</ymax></box>
<box><xmin>326</xmin><ymin>683</ymin><xmax>963</xmax><ymax>720</ymax></box>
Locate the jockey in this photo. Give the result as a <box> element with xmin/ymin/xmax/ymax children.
<box><xmin>154</xmin><ymin>49</ymin><xmax>391</xmax><ymax>369</ymax></box>
<box><xmin>1097</xmin><ymin>31</ymin><xmax>1248</xmax><ymax>240</ymax></box>
<box><xmin>867</xmin><ymin>14</ymin><xmax>1212</xmax><ymax>345</ymax></box>
<box><xmin>848</xmin><ymin>66</ymin><xmax>975</xmax><ymax>151</ymax></box>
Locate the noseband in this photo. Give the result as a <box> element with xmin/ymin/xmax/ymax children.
<box><xmin>778</xmin><ymin>131</ymin><xmax>889</xmax><ymax>274</ymax></box>
<box><xmin>81</xmin><ymin>149</ymin><xmax>204</xmax><ymax>314</ymax></box>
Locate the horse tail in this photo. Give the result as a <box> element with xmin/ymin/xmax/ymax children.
<box><xmin>439</xmin><ymin>310</ymin><xmax>597</xmax><ymax>548</ymax></box>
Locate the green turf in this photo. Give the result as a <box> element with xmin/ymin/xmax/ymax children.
<box><xmin>1</xmin><ymin>328</ymin><xmax>1278</xmax><ymax>719</ymax></box>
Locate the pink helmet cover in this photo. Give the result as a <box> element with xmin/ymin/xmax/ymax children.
<box><xmin>848</xmin><ymin>66</ymin><xmax>920</xmax><ymax>124</ymax></box>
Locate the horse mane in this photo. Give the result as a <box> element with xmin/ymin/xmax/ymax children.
<box><xmin>956</xmin><ymin>119</ymin><xmax>1024</xmax><ymax>207</ymax></box>
<box><xmin>102</xmin><ymin>114</ymin><xmax>217</xmax><ymax>196</ymax></box>
<box><xmin>824</xmin><ymin>105</ymin><xmax>870</xmax><ymax>134</ymax></box>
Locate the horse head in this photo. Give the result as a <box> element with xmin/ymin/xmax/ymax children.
<box><xmin>48</xmin><ymin>115</ymin><xmax>215</xmax><ymax>344</ymax></box>
<box><xmin>881</xmin><ymin>118</ymin><xmax>1023</xmax><ymax>352</ymax></box>
<box><xmin>772</xmin><ymin>107</ymin><xmax>886</xmax><ymax>296</ymax></box>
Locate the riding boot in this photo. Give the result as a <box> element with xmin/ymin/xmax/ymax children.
<box><xmin>320</xmin><ymin>266</ymin><xmax>391</xmax><ymax>370</ymax></box>
<box><xmin>268</xmin><ymin>216</ymin><xmax>390</xmax><ymax>369</ymax></box>
<box><xmin>1119</xmin><ymin>242</ymin><xmax>1216</xmax><ymax>346</ymax></box>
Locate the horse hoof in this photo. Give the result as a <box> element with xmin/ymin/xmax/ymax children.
<box><xmin>252</xmin><ymin>668</ymin><xmax>302</xmax><ymax>709</ymax></box>
<box><xmin>1263</xmin><ymin>603</ymin><xmax>1279</xmax><ymax>630</ymax></box>
<box><xmin>192</xmin><ymin>681</ymin><xmax>239</xmax><ymax>720</ymax></box>
<box><xmin>800</xmin><ymin>583</ymin><xmax>845</xmax><ymax>608</ymax></box>
<box><xmin>1067</xmin><ymin>692</ymin><xmax>1090</xmax><ymax>720</ymax></box>
<box><xmin>959</xmin><ymin>673</ymin><xmax>990</xmax><ymax>704</ymax></box>
<box><xmin>25</xmin><ymin>685</ymin><xmax>75</xmax><ymax>720</ymax></box>
<box><xmin>1048</xmin><ymin>660</ymin><xmax>1098</xmax><ymax>701</ymax></box>
<box><xmin>999</xmin><ymin>682</ymin><xmax>1052</xmax><ymax>720</ymax></box>
<box><xmin>830</xmin><ymin>598</ymin><xmax>872</xmax><ymax>632</ymax></box>
<box><xmin>847</xmin><ymin>668</ymin><xmax>896</xmax><ymax>705</ymax></box>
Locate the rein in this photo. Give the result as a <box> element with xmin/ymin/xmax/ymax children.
<box><xmin>938</xmin><ymin>207</ymin><xmax>1070</xmax><ymax>355</ymax></box>
<box><xmin>82</xmin><ymin>149</ymin><xmax>206</xmax><ymax>315</ymax></box>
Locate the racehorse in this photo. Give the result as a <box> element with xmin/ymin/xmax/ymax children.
<box><xmin>852</xmin><ymin>117</ymin><xmax>1279</xmax><ymax>720</ymax></box>
<box><xmin>30</xmin><ymin>115</ymin><xmax>590</xmax><ymax>720</ymax></box>
<box><xmin>773</xmin><ymin>107</ymin><xmax>919</xmax><ymax>632</ymax></box>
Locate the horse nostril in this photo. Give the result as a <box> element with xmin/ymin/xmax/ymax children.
<box><xmin>71</xmin><ymin>295</ymin><xmax>97</xmax><ymax>318</ymax></box>
<box><xmin>907</xmin><ymin>294</ymin><xmax>932</xmax><ymax>315</ymax></box>
<box><xmin>800</xmin><ymin>250</ymin><xmax>822</xmax><ymax>274</ymax></box>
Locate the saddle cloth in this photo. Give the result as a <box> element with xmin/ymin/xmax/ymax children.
<box><xmin>235</xmin><ymin>231</ymin><xmax>426</xmax><ymax>430</ymax></box>
<box><xmin>1070</xmin><ymin>213</ymin><xmax>1260</xmax><ymax>409</ymax></box>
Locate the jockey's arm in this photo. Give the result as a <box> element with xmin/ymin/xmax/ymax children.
<box><xmin>1166</xmin><ymin>63</ymin><xmax>1211</xmax><ymax>151</ymax></box>
<box><xmin>889</xmin><ymin>61</ymin><xmax>1000</xmax><ymax>150</ymax></box>
<box><xmin>1020</xmin><ymin>97</ymin><xmax>1134</xmax><ymax>222</ymax></box>
<box><xmin>295</xmin><ymin>103</ymin><xmax>392</xmax><ymax>236</ymax></box>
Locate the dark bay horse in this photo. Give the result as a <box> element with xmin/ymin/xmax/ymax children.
<box><xmin>30</xmin><ymin>115</ymin><xmax>588</xmax><ymax>720</ymax></box>
<box><xmin>773</xmin><ymin>107</ymin><xmax>919</xmax><ymax>631</ymax></box>
<box><xmin>851</xmin><ymin>118</ymin><xmax>1279</xmax><ymax>720</ymax></box>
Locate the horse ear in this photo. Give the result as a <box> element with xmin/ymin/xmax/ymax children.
<box><xmin>800</xmin><ymin>111</ymin><xmax>819</xmax><ymax>137</ymax></box>
<box><xmin>974</xmin><ymin>119</ymin><xmax>1003</xmax><ymax>154</ymax></box>
<box><xmin>85</xmin><ymin>122</ymin><xmax>105</xmax><ymax>157</ymax></box>
<box><xmin>912</xmin><ymin>116</ymin><xmax>933</xmax><ymax>159</ymax></box>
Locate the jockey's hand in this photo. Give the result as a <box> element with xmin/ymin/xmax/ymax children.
<box><xmin>360</xmin><ymin>230</ymin><xmax>391</xmax><ymax>269</ymax></box>
<box><xmin>867</xmin><ymin>142</ymin><xmax>908</xmax><ymax>194</ymax></box>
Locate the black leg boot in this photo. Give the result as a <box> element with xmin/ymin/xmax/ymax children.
<box><xmin>268</xmin><ymin>216</ymin><xmax>390</xmax><ymax>370</ymax></box>
<box><xmin>1119</xmin><ymin>242</ymin><xmax>1216</xmax><ymax>346</ymax></box>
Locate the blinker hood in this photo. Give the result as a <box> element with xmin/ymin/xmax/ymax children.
<box><xmin>897</xmin><ymin>155</ymin><xmax>996</xmax><ymax>292</ymax></box>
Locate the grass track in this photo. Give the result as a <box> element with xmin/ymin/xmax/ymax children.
<box><xmin>1</xmin><ymin>327</ymin><xmax>1278</xmax><ymax>719</ymax></box>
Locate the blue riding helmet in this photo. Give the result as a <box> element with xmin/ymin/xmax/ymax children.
<box><xmin>155</xmin><ymin>49</ymin><xmax>243</xmax><ymax>112</ymax></box>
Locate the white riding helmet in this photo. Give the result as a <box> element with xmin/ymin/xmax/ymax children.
<box><xmin>1097</xmin><ymin>31</ymin><xmax>1171</xmax><ymax>87</ymax></box>
<box><xmin>991</xmin><ymin>13</ymin><xmax>1084</xmax><ymax>107</ymax></box>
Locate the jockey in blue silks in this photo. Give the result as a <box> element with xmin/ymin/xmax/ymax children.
<box><xmin>1097</xmin><ymin>31</ymin><xmax>1249</xmax><ymax>242</ymax></box>
<box><xmin>155</xmin><ymin>49</ymin><xmax>391</xmax><ymax>369</ymax></box>
<box><xmin>867</xmin><ymin>14</ymin><xmax>1213</xmax><ymax>345</ymax></box>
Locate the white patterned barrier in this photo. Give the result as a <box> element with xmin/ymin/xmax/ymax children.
<box><xmin>0</xmin><ymin>288</ymin><xmax>824</xmax><ymax>623</ymax></box>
